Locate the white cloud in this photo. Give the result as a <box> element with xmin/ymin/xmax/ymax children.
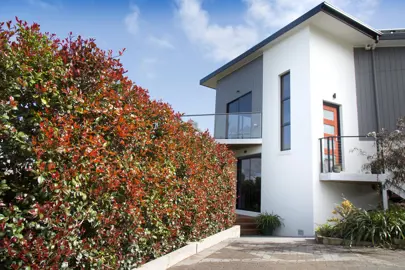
<box><xmin>27</xmin><ymin>0</ymin><xmax>58</xmax><ymax>9</ymax></box>
<box><xmin>125</xmin><ymin>4</ymin><xmax>141</xmax><ymax>35</ymax></box>
<box><xmin>176</xmin><ymin>0</ymin><xmax>380</xmax><ymax>62</ymax></box>
<box><xmin>175</xmin><ymin>0</ymin><xmax>259</xmax><ymax>62</ymax></box>
<box><xmin>244</xmin><ymin>0</ymin><xmax>322</xmax><ymax>29</ymax></box>
<box><xmin>142</xmin><ymin>57</ymin><xmax>158</xmax><ymax>64</ymax></box>
<box><xmin>245</xmin><ymin>0</ymin><xmax>380</xmax><ymax>30</ymax></box>
<box><xmin>147</xmin><ymin>35</ymin><xmax>175</xmax><ymax>50</ymax></box>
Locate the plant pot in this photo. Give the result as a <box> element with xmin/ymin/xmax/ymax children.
<box><xmin>333</xmin><ymin>165</ymin><xmax>342</xmax><ymax>173</ymax></box>
<box><xmin>323</xmin><ymin>237</ymin><xmax>343</xmax><ymax>245</ymax></box>
<box><xmin>315</xmin><ymin>234</ymin><xmax>324</xmax><ymax>244</ymax></box>
<box><xmin>260</xmin><ymin>226</ymin><xmax>274</xmax><ymax>236</ymax></box>
<box><xmin>371</xmin><ymin>164</ymin><xmax>383</xmax><ymax>174</ymax></box>
<box><xmin>394</xmin><ymin>239</ymin><xmax>405</xmax><ymax>247</ymax></box>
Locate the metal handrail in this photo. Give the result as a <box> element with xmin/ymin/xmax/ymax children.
<box><xmin>320</xmin><ymin>135</ymin><xmax>373</xmax><ymax>139</ymax></box>
<box><xmin>182</xmin><ymin>112</ymin><xmax>262</xmax><ymax>117</ymax></box>
<box><xmin>319</xmin><ymin>135</ymin><xmax>380</xmax><ymax>173</ymax></box>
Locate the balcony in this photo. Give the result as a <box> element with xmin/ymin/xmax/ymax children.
<box><xmin>181</xmin><ymin>112</ymin><xmax>262</xmax><ymax>146</ymax></box>
<box><xmin>319</xmin><ymin>136</ymin><xmax>387</xmax><ymax>183</ymax></box>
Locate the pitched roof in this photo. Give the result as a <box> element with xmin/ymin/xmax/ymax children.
<box><xmin>200</xmin><ymin>1</ymin><xmax>382</xmax><ymax>89</ymax></box>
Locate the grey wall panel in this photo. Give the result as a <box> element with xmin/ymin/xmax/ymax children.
<box><xmin>215</xmin><ymin>56</ymin><xmax>263</xmax><ymax>113</ymax></box>
<box><xmin>354</xmin><ymin>48</ymin><xmax>377</xmax><ymax>134</ymax></box>
<box><xmin>214</xmin><ymin>56</ymin><xmax>263</xmax><ymax>138</ymax></box>
<box><xmin>354</xmin><ymin>47</ymin><xmax>405</xmax><ymax>134</ymax></box>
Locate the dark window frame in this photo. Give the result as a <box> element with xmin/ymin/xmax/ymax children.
<box><xmin>226</xmin><ymin>92</ymin><xmax>253</xmax><ymax>139</ymax></box>
<box><xmin>226</xmin><ymin>92</ymin><xmax>253</xmax><ymax>114</ymax></box>
<box><xmin>236</xmin><ymin>154</ymin><xmax>261</xmax><ymax>213</ymax></box>
<box><xmin>281</xmin><ymin>72</ymin><xmax>291</xmax><ymax>151</ymax></box>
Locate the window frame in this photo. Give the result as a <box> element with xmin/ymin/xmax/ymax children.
<box><xmin>226</xmin><ymin>92</ymin><xmax>252</xmax><ymax>114</ymax></box>
<box><xmin>226</xmin><ymin>92</ymin><xmax>253</xmax><ymax>139</ymax></box>
<box><xmin>280</xmin><ymin>72</ymin><xmax>291</xmax><ymax>151</ymax></box>
<box><xmin>236</xmin><ymin>154</ymin><xmax>261</xmax><ymax>213</ymax></box>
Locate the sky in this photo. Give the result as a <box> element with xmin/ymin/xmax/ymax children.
<box><xmin>1</xmin><ymin>0</ymin><xmax>405</xmax><ymax>121</ymax></box>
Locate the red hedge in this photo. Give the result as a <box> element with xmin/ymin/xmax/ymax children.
<box><xmin>0</xmin><ymin>20</ymin><xmax>236</xmax><ymax>269</ymax></box>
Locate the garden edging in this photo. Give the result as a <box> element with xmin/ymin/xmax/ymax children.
<box><xmin>316</xmin><ymin>234</ymin><xmax>405</xmax><ymax>248</ymax></box>
<box><xmin>136</xmin><ymin>225</ymin><xmax>240</xmax><ymax>270</ymax></box>
<box><xmin>316</xmin><ymin>234</ymin><xmax>373</xmax><ymax>246</ymax></box>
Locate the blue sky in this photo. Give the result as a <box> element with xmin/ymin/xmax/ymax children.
<box><xmin>1</xmin><ymin>0</ymin><xmax>405</xmax><ymax>118</ymax></box>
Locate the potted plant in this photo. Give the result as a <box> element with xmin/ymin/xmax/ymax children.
<box><xmin>333</xmin><ymin>164</ymin><xmax>342</xmax><ymax>173</ymax></box>
<box><xmin>256</xmin><ymin>212</ymin><xmax>283</xmax><ymax>236</ymax></box>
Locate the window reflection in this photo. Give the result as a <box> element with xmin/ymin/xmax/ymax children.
<box><xmin>237</xmin><ymin>156</ymin><xmax>261</xmax><ymax>212</ymax></box>
<box><xmin>227</xmin><ymin>93</ymin><xmax>254</xmax><ymax>139</ymax></box>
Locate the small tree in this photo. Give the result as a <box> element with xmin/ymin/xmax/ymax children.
<box><xmin>366</xmin><ymin>117</ymin><xmax>405</xmax><ymax>188</ymax></box>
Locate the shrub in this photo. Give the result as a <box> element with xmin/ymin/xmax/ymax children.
<box><xmin>315</xmin><ymin>224</ymin><xmax>336</xmax><ymax>238</ymax></box>
<box><xmin>328</xmin><ymin>199</ymin><xmax>354</xmax><ymax>223</ymax></box>
<box><xmin>0</xmin><ymin>20</ymin><xmax>236</xmax><ymax>269</ymax></box>
<box><xmin>320</xmin><ymin>200</ymin><xmax>405</xmax><ymax>246</ymax></box>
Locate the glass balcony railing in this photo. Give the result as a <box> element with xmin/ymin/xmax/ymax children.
<box><xmin>181</xmin><ymin>112</ymin><xmax>262</xmax><ymax>139</ymax></box>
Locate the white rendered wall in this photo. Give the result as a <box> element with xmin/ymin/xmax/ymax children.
<box><xmin>309</xmin><ymin>26</ymin><xmax>380</xmax><ymax>228</ymax></box>
<box><xmin>262</xmin><ymin>27</ymin><xmax>314</xmax><ymax>236</ymax></box>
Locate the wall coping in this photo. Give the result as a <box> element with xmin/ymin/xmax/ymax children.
<box><xmin>135</xmin><ymin>225</ymin><xmax>240</xmax><ymax>269</ymax></box>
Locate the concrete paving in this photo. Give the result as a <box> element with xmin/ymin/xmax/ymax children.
<box><xmin>169</xmin><ymin>237</ymin><xmax>405</xmax><ymax>269</ymax></box>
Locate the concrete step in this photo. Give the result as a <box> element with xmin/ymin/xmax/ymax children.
<box><xmin>235</xmin><ymin>215</ymin><xmax>256</xmax><ymax>223</ymax></box>
<box><xmin>236</xmin><ymin>218</ymin><xmax>255</xmax><ymax>223</ymax></box>
<box><xmin>235</xmin><ymin>214</ymin><xmax>260</xmax><ymax>236</ymax></box>
<box><xmin>235</xmin><ymin>223</ymin><xmax>257</xmax><ymax>229</ymax></box>
<box><xmin>240</xmin><ymin>228</ymin><xmax>261</xmax><ymax>236</ymax></box>
<box><xmin>389</xmin><ymin>183</ymin><xmax>405</xmax><ymax>199</ymax></box>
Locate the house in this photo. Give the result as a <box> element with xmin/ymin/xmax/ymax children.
<box><xmin>187</xmin><ymin>2</ymin><xmax>405</xmax><ymax>236</ymax></box>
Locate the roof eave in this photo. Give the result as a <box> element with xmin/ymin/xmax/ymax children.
<box><xmin>200</xmin><ymin>1</ymin><xmax>381</xmax><ymax>89</ymax></box>
<box><xmin>380</xmin><ymin>33</ymin><xmax>405</xmax><ymax>41</ymax></box>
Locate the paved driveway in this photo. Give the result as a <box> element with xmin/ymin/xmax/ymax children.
<box><xmin>169</xmin><ymin>237</ymin><xmax>405</xmax><ymax>270</ymax></box>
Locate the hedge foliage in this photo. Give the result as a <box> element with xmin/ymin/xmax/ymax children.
<box><xmin>0</xmin><ymin>20</ymin><xmax>236</xmax><ymax>269</ymax></box>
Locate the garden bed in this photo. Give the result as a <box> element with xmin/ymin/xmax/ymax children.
<box><xmin>315</xmin><ymin>200</ymin><xmax>405</xmax><ymax>249</ymax></box>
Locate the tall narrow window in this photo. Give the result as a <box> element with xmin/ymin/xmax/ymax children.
<box><xmin>226</xmin><ymin>92</ymin><xmax>253</xmax><ymax>139</ymax></box>
<box><xmin>281</xmin><ymin>72</ymin><xmax>291</xmax><ymax>151</ymax></box>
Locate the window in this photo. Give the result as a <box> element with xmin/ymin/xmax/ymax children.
<box><xmin>236</xmin><ymin>156</ymin><xmax>261</xmax><ymax>212</ymax></box>
<box><xmin>226</xmin><ymin>92</ymin><xmax>253</xmax><ymax>139</ymax></box>
<box><xmin>281</xmin><ymin>72</ymin><xmax>291</xmax><ymax>151</ymax></box>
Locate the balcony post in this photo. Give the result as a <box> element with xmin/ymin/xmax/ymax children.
<box><xmin>320</xmin><ymin>138</ymin><xmax>324</xmax><ymax>173</ymax></box>
<box><xmin>250</xmin><ymin>114</ymin><xmax>253</xmax><ymax>139</ymax></box>
<box><xmin>260</xmin><ymin>113</ymin><xmax>263</xmax><ymax>138</ymax></box>
<box><xmin>331</xmin><ymin>137</ymin><xmax>335</xmax><ymax>171</ymax></box>
<box><xmin>382</xmin><ymin>184</ymin><xmax>389</xmax><ymax>210</ymax></box>
<box><xmin>327</xmin><ymin>137</ymin><xmax>331</xmax><ymax>172</ymax></box>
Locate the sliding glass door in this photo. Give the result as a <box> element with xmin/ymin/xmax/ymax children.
<box><xmin>236</xmin><ymin>155</ymin><xmax>261</xmax><ymax>212</ymax></box>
